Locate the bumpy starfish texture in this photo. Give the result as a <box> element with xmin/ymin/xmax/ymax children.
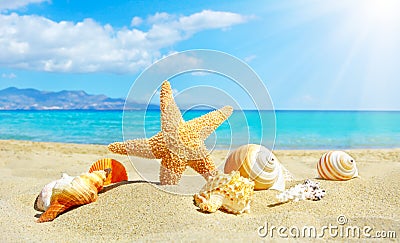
<box><xmin>108</xmin><ymin>81</ymin><xmax>233</xmax><ymax>185</ymax></box>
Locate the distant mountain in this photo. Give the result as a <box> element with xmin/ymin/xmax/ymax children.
<box><xmin>0</xmin><ymin>87</ymin><xmax>159</xmax><ymax>110</ymax></box>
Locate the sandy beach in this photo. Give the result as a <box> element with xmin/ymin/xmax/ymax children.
<box><xmin>0</xmin><ymin>140</ymin><xmax>399</xmax><ymax>241</ymax></box>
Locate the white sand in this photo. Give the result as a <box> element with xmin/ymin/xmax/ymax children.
<box><xmin>0</xmin><ymin>140</ymin><xmax>399</xmax><ymax>241</ymax></box>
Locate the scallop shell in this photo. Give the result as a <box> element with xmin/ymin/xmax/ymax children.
<box><xmin>88</xmin><ymin>158</ymin><xmax>128</xmax><ymax>185</ymax></box>
<box><xmin>317</xmin><ymin>151</ymin><xmax>358</xmax><ymax>181</ymax></box>
<box><xmin>224</xmin><ymin>144</ymin><xmax>291</xmax><ymax>191</ymax></box>
<box><xmin>37</xmin><ymin>170</ymin><xmax>108</xmax><ymax>223</ymax></box>
<box><xmin>193</xmin><ymin>171</ymin><xmax>254</xmax><ymax>214</ymax></box>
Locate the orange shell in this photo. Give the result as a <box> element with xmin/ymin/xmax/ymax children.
<box><xmin>89</xmin><ymin>158</ymin><xmax>128</xmax><ymax>185</ymax></box>
<box><xmin>37</xmin><ymin>171</ymin><xmax>106</xmax><ymax>223</ymax></box>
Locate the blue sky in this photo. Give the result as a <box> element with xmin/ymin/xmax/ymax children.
<box><xmin>0</xmin><ymin>0</ymin><xmax>399</xmax><ymax>110</ymax></box>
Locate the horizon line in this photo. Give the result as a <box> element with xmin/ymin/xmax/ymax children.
<box><xmin>0</xmin><ymin>108</ymin><xmax>398</xmax><ymax>112</ymax></box>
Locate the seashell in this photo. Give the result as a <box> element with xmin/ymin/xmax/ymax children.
<box><xmin>224</xmin><ymin>144</ymin><xmax>291</xmax><ymax>191</ymax></box>
<box><xmin>36</xmin><ymin>170</ymin><xmax>108</xmax><ymax>223</ymax></box>
<box><xmin>317</xmin><ymin>151</ymin><xmax>358</xmax><ymax>181</ymax></box>
<box><xmin>88</xmin><ymin>158</ymin><xmax>128</xmax><ymax>185</ymax></box>
<box><xmin>34</xmin><ymin>173</ymin><xmax>74</xmax><ymax>212</ymax></box>
<box><xmin>276</xmin><ymin>179</ymin><xmax>326</xmax><ymax>203</ymax></box>
<box><xmin>193</xmin><ymin>171</ymin><xmax>254</xmax><ymax>214</ymax></box>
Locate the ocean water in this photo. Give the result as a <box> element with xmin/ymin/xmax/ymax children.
<box><xmin>0</xmin><ymin>110</ymin><xmax>399</xmax><ymax>150</ymax></box>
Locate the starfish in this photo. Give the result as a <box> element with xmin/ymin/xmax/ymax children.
<box><xmin>108</xmin><ymin>81</ymin><xmax>233</xmax><ymax>185</ymax></box>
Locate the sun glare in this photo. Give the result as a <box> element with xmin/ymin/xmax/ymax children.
<box><xmin>359</xmin><ymin>0</ymin><xmax>400</xmax><ymax>24</ymax></box>
<box><xmin>291</xmin><ymin>0</ymin><xmax>400</xmax><ymax>109</ymax></box>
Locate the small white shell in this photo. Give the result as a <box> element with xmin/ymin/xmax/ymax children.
<box><xmin>276</xmin><ymin>179</ymin><xmax>326</xmax><ymax>203</ymax></box>
<box><xmin>317</xmin><ymin>151</ymin><xmax>358</xmax><ymax>180</ymax></box>
<box><xmin>194</xmin><ymin>171</ymin><xmax>254</xmax><ymax>214</ymax></box>
<box><xmin>224</xmin><ymin>144</ymin><xmax>291</xmax><ymax>191</ymax></box>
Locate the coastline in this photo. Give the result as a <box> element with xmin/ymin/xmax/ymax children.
<box><xmin>1</xmin><ymin>140</ymin><xmax>399</xmax><ymax>241</ymax></box>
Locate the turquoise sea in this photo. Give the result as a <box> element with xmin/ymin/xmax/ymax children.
<box><xmin>0</xmin><ymin>110</ymin><xmax>399</xmax><ymax>150</ymax></box>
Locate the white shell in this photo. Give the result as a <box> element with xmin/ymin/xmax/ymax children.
<box><xmin>35</xmin><ymin>173</ymin><xmax>74</xmax><ymax>212</ymax></box>
<box><xmin>317</xmin><ymin>151</ymin><xmax>358</xmax><ymax>180</ymax></box>
<box><xmin>194</xmin><ymin>171</ymin><xmax>254</xmax><ymax>214</ymax></box>
<box><xmin>224</xmin><ymin>144</ymin><xmax>291</xmax><ymax>191</ymax></box>
<box><xmin>276</xmin><ymin>179</ymin><xmax>326</xmax><ymax>203</ymax></box>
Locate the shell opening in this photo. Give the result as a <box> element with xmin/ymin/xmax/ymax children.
<box><xmin>104</xmin><ymin>168</ymin><xmax>112</xmax><ymax>178</ymax></box>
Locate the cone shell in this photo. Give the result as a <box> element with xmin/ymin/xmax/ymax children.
<box><xmin>224</xmin><ymin>144</ymin><xmax>290</xmax><ymax>191</ymax></box>
<box><xmin>88</xmin><ymin>158</ymin><xmax>128</xmax><ymax>185</ymax></box>
<box><xmin>193</xmin><ymin>171</ymin><xmax>254</xmax><ymax>214</ymax></box>
<box><xmin>317</xmin><ymin>151</ymin><xmax>358</xmax><ymax>181</ymax></box>
<box><xmin>37</xmin><ymin>170</ymin><xmax>107</xmax><ymax>223</ymax></box>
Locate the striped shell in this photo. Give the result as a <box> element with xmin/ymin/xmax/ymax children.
<box><xmin>317</xmin><ymin>151</ymin><xmax>358</xmax><ymax>181</ymax></box>
<box><xmin>88</xmin><ymin>158</ymin><xmax>128</xmax><ymax>185</ymax></box>
<box><xmin>224</xmin><ymin>144</ymin><xmax>291</xmax><ymax>191</ymax></box>
<box><xmin>36</xmin><ymin>170</ymin><xmax>108</xmax><ymax>223</ymax></box>
<box><xmin>193</xmin><ymin>171</ymin><xmax>254</xmax><ymax>214</ymax></box>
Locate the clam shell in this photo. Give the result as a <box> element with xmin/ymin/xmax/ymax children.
<box><xmin>37</xmin><ymin>170</ymin><xmax>107</xmax><ymax>223</ymax></box>
<box><xmin>224</xmin><ymin>144</ymin><xmax>290</xmax><ymax>191</ymax></box>
<box><xmin>317</xmin><ymin>151</ymin><xmax>358</xmax><ymax>180</ymax></box>
<box><xmin>88</xmin><ymin>158</ymin><xmax>128</xmax><ymax>185</ymax></box>
<box><xmin>194</xmin><ymin>171</ymin><xmax>254</xmax><ymax>214</ymax></box>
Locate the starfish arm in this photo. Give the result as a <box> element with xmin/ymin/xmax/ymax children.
<box><xmin>159</xmin><ymin>81</ymin><xmax>185</xmax><ymax>157</ymax></box>
<box><xmin>160</xmin><ymin>81</ymin><xmax>183</xmax><ymax>131</ymax></box>
<box><xmin>161</xmin><ymin>99</ymin><xmax>182</xmax><ymax>149</ymax></box>
<box><xmin>168</xmin><ymin>106</ymin><xmax>233</xmax><ymax>160</ymax></box>
<box><xmin>187</xmin><ymin>155</ymin><xmax>217</xmax><ymax>179</ymax></box>
<box><xmin>185</xmin><ymin>105</ymin><xmax>233</xmax><ymax>140</ymax></box>
<box><xmin>108</xmin><ymin>138</ymin><xmax>157</xmax><ymax>159</ymax></box>
<box><xmin>159</xmin><ymin>153</ymin><xmax>187</xmax><ymax>185</ymax></box>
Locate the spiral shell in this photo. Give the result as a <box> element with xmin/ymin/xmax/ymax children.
<box><xmin>317</xmin><ymin>151</ymin><xmax>358</xmax><ymax>181</ymax></box>
<box><xmin>224</xmin><ymin>144</ymin><xmax>291</xmax><ymax>191</ymax></box>
<box><xmin>34</xmin><ymin>173</ymin><xmax>74</xmax><ymax>212</ymax></box>
<box><xmin>88</xmin><ymin>158</ymin><xmax>128</xmax><ymax>185</ymax></box>
<box><xmin>194</xmin><ymin>171</ymin><xmax>254</xmax><ymax>214</ymax></box>
<box><xmin>36</xmin><ymin>170</ymin><xmax>108</xmax><ymax>223</ymax></box>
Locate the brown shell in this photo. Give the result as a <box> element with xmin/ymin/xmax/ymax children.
<box><xmin>88</xmin><ymin>158</ymin><xmax>128</xmax><ymax>185</ymax></box>
<box><xmin>37</xmin><ymin>171</ymin><xmax>106</xmax><ymax>223</ymax></box>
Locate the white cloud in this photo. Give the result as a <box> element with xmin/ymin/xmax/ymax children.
<box><xmin>152</xmin><ymin>53</ymin><xmax>205</xmax><ymax>75</ymax></box>
<box><xmin>147</xmin><ymin>12</ymin><xmax>173</xmax><ymax>24</ymax></box>
<box><xmin>1</xmin><ymin>72</ymin><xmax>17</xmax><ymax>79</ymax></box>
<box><xmin>0</xmin><ymin>10</ymin><xmax>249</xmax><ymax>73</ymax></box>
<box><xmin>178</xmin><ymin>10</ymin><xmax>248</xmax><ymax>32</ymax></box>
<box><xmin>0</xmin><ymin>0</ymin><xmax>49</xmax><ymax>11</ymax></box>
<box><xmin>130</xmin><ymin>16</ymin><xmax>142</xmax><ymax>27</ymax></box>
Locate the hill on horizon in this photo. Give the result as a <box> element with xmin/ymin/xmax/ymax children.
<box><xmin>0</xmin><ymin>87</ymin><xmax>159</xmax><ymax>110</ymax></box>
